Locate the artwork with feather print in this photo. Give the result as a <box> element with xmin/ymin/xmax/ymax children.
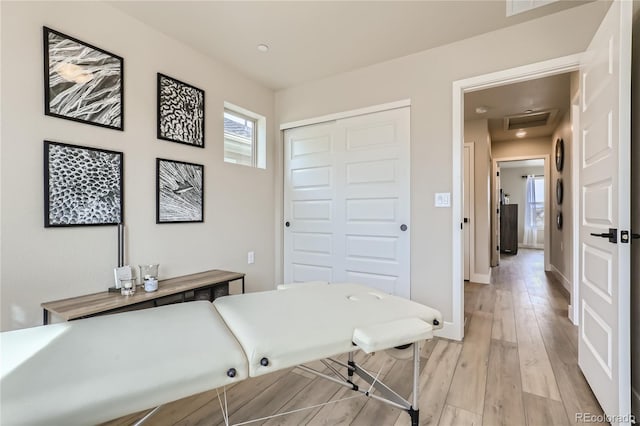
<box><xmin>157</xmin><ymin>73</ymin><xmax>205</xmax><ymax>147</ymax></box>
<box><xmin>44</xmin><ymin>141</ymin><xmax>123</xmax><ymax>227</ymax></box>
<box><xmin>156</xmin><ymin>158</ymin><xmax>204</xmax><ymax>223</ymax></box>
<box><xmin>43</xmin><ymin>27</ymin><xmax>124</xmax><ymax>130</ymax></box>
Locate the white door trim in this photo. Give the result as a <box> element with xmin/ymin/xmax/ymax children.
<box><xmin>570</xmin><ymin>96</ymin><xmax>581</xmax><ymax>326</ymax></box>
<box><xmin>452</xmin><ymin>53</ymin><xmax>582</xmax><ymax>340</ymax></box>
<box><xmin>493</xmin><ymin>155</ymin><xmax>551</xmax><ymax>272</ymax></box>
<box><xmin>280</xmin><ymin>99</ymin><xmax>411</xmax><ymax>130</ymax></box>
<box><xmin>464</xmin><ymin>143</ymin><xmax>475</xmax><ymax>283</ymax></box>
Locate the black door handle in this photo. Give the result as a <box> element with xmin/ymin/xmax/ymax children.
<box><xmin>400</xmin><ymin>224</ymin><xmax>408</xmax><ymax>231</ymax></box>
<box><xmin>285</xmin><ymin>221</ymin><xmax>290</xmax><ymax>227</ymax></box>
<box><xmin>590</xmin><ymin>228</ymin><xmax>617</xmax><ymax>243</ymax></box>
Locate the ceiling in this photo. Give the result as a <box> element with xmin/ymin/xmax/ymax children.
<box><xmin>499</xmin><ymin>159</ymin><xmax>544</xmax><ymax>168</ymax></box>
<box><xmin>109</xmin><ymin>1</ymin><xmax>592</xmax><ymax>90</ymax></box>
<box><xmin>464</xmin><ymin>72</ymin><xmax>573</xmax><ymax>142</ymax></box>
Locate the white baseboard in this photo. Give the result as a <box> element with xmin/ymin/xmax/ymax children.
<box><xmin>434</xmin><ymin>321</ymin><xmax>462</xmax><ymax>341</ymax></box>
<box><xmin>632</xmin><ymin>387</ymin><xmax>639</xmax><ymax>419</ymax></box>
<box><xmin>518</xmin><ymin>243</ymin><xmax>544</xmax><ymax>249</ymax></box>
<box><xmin>471</xmin><ymin>270</ymin><xmax>491</xmax><ymax>284</ymax></box>
<box><xmin>550</xmin><ymin>264</ymin><xmax>571</xmax><ymax>295</ymax></box>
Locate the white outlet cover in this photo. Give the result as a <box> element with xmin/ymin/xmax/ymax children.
<box><xmin>435</xmin><ymin>192</ymin><xmax>451</xmax><ymax>207</ymax></box>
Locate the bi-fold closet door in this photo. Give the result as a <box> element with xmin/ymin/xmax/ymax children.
<box><xmin>283</xmin><ymin>107</ymin><xmax>410</xmax><ymax>298</ymax></box>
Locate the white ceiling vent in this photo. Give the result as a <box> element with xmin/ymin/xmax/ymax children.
<box><xmin>503</xmin><ymin>109</ymin><xmax>557</xmax><ymax>131</ymax></box>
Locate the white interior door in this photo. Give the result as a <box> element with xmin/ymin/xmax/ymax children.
<box><xmin>284</xmin><ymin>107</ymin><xmax>411</xmax><ymax>297</ymax></box>
<box><xmin>578</xmin><ymin>0</ymin><xmax>631</xmax><ymax>422</ymax></box>
<box><xmin>463</xmin><ymin>144</ymin><xmax>472</xmax><ymax>280</ymax></box>
<box><xmin>283</xmin><ymin>121</ymin><xmax>337</xmax><ymax>283</ymax></box>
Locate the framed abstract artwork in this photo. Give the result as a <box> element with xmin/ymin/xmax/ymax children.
<box><xmin>44</xmin><ymin>141</ymin><xmax>123</xmax><ymax>227</ymax></box>
<box><xmin>157</xmin><ymin>73</ymin><xmax>205</xmax><ymax>147</ymax></box>
<box><xmin>156</xmin><ymin>158</ymin><xmax>204</xmax><ymax>223</ymax></box>
<box><xmin>43</xmin><ymin>27</ymin><xmax>124</xmax><ymax>130</ymax></box>
<box><xmin>555</xmin><ymin>138</ymin><xmax>564</xmax><ymax>172</ymax></box>
<box><xmin>556</xmin><ymin>178</ymin><xmax>564</xmax><ymax>205</ymax></box>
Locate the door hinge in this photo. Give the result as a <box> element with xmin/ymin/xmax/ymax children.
<box><xmin>497</xmin><ymin>171</ymin><xmax>500</xmax><ymax>176</ymax></box>
<box><xmin>497</xmin><ymin>245</ymin><xmax>500</xmax><ymax>251</ymax></box>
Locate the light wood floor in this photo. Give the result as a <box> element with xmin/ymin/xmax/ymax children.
<box><xmin>104</xmin><ymin>249</ymin><xmax>604</xmax><ymax>426</ymax></box>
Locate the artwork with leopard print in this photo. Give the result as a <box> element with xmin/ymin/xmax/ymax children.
<box><xmin>157</xmin><ymin>73</ymin><xmax>205</xmax><ymax>147</ymax></box>
<box><xmin>44</xmin><ymin>141</ymin><xmax>123</xmax><ymax>227</ymax></box>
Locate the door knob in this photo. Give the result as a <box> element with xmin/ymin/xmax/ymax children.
<box><xmin>285</xmin><ymin>221</ymin><xmax>290</xmax><ymax>227</ymax></box>
<box><xmin>400</xmin><ymin>224</ymin><xmax>408</xmax><ymax>231</ymax></box>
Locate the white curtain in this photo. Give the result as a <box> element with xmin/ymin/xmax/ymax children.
<box><xmin>523</xmin><ymin>175</ymin><xmax>537</xmax><ymax>245</ymax></box>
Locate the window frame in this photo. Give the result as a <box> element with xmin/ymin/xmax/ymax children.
<box><xmin>223</xmin><ymin>108</ymin><xmax>258</xmax><ymax>168</ymax></box>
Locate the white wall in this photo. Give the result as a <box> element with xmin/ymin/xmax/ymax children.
<box><xmin>0</xmin><ymin>1</ymin><xmax>276</xmax><ymax>330</ymax></box>
<box><xmin>549</xmin><ymin>109</ymin><xmax>574</xmax><ymax>291</ymax></box>
<box><xmin>499</xmin><ymin>165</ymin><xmax>545</xmax><ymax>246</ymax></box>
<box><xmin>464</xmin><ymin>119</ymin><xmax>491</xmax><ymax>282</ymax></box>
<box><xmin>275</xmin><ymin>2</ymin><xmax>608</xmax><ymax>325</ymax></box>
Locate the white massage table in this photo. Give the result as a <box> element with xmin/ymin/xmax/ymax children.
<box><xmin>0</xmin><ymin>282</ymin><xmax>442</xmax><ymax>425</ymax></box>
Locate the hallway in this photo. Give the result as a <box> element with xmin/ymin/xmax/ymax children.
<box><xmin>462</xmin><ymin>248</ymin><xmax>604</xmax><ymax>425</ymax></box>
<box><xmin>104</xmin><ymin>249</ymin><xmax>605</xmax><ymax>426</ymax></box>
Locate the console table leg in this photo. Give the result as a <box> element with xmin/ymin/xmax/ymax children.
<box><xmin>43</xmin><ymin>309</ymin><xmax>49</xmax><ymax>325</ymax></box>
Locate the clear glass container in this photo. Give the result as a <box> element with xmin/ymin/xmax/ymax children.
<box><xmin>139</xmin><ymin>264</ymin><xmax>159</xmax><ymax>281</ymax></box>
<box><xmin>120</xmin><ymin>278</ymin><xmax>136</xmax><ymax>296</ymax></box>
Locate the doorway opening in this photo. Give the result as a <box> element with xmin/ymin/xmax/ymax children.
<box><xmin>452</xmin><ymin>53</ymin><xmax>581</xmax><ymax>341</ymax></box>
<box><xmin>497</xmin><ymin>158</ymin><xmax>547</xmax><ymax>261</ymax></box>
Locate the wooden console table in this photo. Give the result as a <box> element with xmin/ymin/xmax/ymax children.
<box><xmin>41</xmin><ymin>269</ymin><xmax>245</xmax><ymax>325</ymax></box>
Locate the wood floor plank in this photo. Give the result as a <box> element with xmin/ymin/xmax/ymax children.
<box><xmin>446</xmin><ymin>311</ymin><xmax>493</xmax><ymax>415</ymax></box>
<box><xmin>393</xmin><ymin>339</ymin><xmax>463</xmax><ymax>426</ymax></box>
<box><xmin>523</xmin><ymin>392</ymin><xmax>570</xmax><ymax>426</ymax></box>
<box><xmin>491</xmin><ymin>290</ymin><xmax>516</xmax><ymax>343</ymax></box>
<box><xmin>513</xmin><ymin>301</ymin><xmax>562</xmax><ymax>401</ymax></box>
<box><xmin>482</xmin><ymin>340</ymin><xmax>526</xmax><ymax>426</ymax></box>
<box><xmin>306</xmin><ymin>351</ymin><xmax>392</xmax><ymax>425</ymax></box>
<box><xmin>439</xmin><ymin>404</ymin><xmax>482</xmax><ymax>426</ymax></box>
<box><xmin>535</xmin><ymin>314</ymin><xmax>605</xmax><ymax>425</ymax></box>
<box><xmin>353</xmin><ymin>345</ymin><xmax>433</xmax><ymax>426</ymax></box>
<box><xmin>474</xmin><ymin>286</ymin><xmax>496</xmax><ymax>314</ymax></box>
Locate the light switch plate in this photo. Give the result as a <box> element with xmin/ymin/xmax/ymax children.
<box><xmin>248</xmin><ymin>251</ymin><xmax>255</xmax><ymax>264</ymax></box>
<box><xmin>435</xmin><ymin>192</ymin><xmax>451</xmax><ymax>207</ymax></box>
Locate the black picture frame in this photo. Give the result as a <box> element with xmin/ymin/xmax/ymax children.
<box><xmin>43</xmin><ymin>27</ymin><xmax>124</xmax><ymax>130</ymax></box>
<box><xmin>157</xmin><ymin>73</ymin><xmax>205</xmax><ymax>148</ymax></box>
<box><xmin>556</xmin><ymin>178</ymin><xmax>564</xmax><ymax>205</ymax></box>
<box><xmin>556</xmin><ymin>211</ymin><xmax>563</xmax><ymax>230</ymax></box>
<box><xmin>555</xmin><ymin>138</ymin><xmax>564</xmax><ymax>172</ymax></box>
<box><xmin>44</xmin><ymin>140</ymin><xmax>123</xmax><ymax>227</ymax></box>
<box><xmin>156</xmin><ymin>158</ymin><xmax>204</xmax><ymax>223</ymax></box>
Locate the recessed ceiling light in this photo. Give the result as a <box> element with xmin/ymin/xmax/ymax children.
<box><xmin>516</xmin><ymin>130</ymin><xmax>527</xmax><ymax>138</ymax></box>
<box><xmin>475</xmin><ymin>106</ymin><xmax>488</xmax><ymax>114</ymax></box>
<box><xmin>257</xmin><ymin>44</ymin><xmax>269</xmax><ymax>53</ymax></box>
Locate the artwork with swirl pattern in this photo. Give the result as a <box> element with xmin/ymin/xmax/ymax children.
<box><xmin>157</xmin><ymin>73</ymin><xmax>205</xmax><ymax>147</ymax></box>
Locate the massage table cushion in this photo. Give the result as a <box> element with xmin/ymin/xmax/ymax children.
<box><xmin>0</xmin><ymin>302</ymin><xmax>247</xmax><ymax>425</ymax></box>
<box><xmin>213</xmin><ymin>283</ymin><xmax>442</xmax><ymax>377</ymax></box>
